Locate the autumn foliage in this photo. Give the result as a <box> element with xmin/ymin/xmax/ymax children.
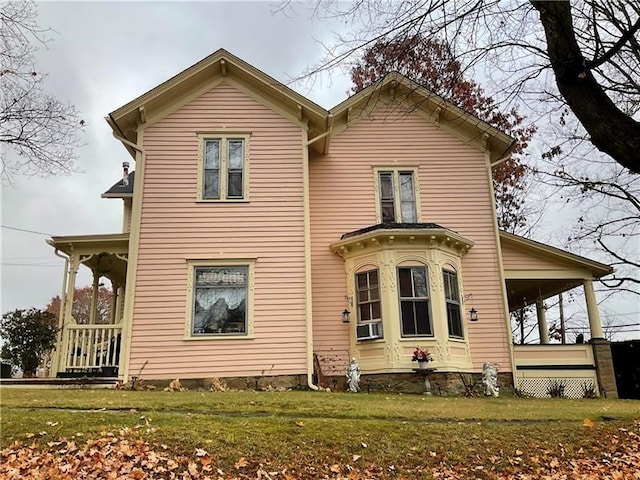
<box><xmin>1</xmin><ymin>422</ymin><xmax>639</xmax><ymax>479</ymax></box>
<box><xmin>350</xmin><ymin>35</ymin><xmax>536</xmax><ymax>232</ymax></box>
<box><xmin>45</xmin><ymin>286</ymin><xmax>113</xmax><ymax>325</ymax></box>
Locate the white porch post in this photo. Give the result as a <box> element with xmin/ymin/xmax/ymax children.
<box><xmin>89</xmin><ymin>272</ymin><xmax>99</xmax><ymax>325</ymax></box>
<box><xmin>110</xmin><ymin>283</ymin><xmax>119</xmax><ymax>324</ymax></box>
<box><xmin>52</xmin><ymin>254</ymin><xmax>79</xmax><ymax>375</ymax></box>
<box><xmin>536</xmin><ymin>299</ymin><xmax>550</xmax><ymax>344</ymax></box>
<box><xmin>583</xmin><ymin>279</ymin><xmax>604</xmax><ymax>339</ymax></box>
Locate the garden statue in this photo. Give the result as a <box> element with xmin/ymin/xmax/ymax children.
<box><xmin>482</xmin><ymin>363</ymin><xmax>499</xmax><ymax>397</ymax></box>
<box><xmin>346</xmin><ymin>357</ymin><xmax>361</xmax><ymax>392</ymax></box>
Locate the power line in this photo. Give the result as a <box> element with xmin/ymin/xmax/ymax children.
<box><xmin>1</xmin><ymin>263</ymin><xmax>62</xmax><ymax>267</ymax></box>
<box><xmin>1</xmin><ymin>225</ymin><xmax>53</xmax><ymax>236</ymax></box>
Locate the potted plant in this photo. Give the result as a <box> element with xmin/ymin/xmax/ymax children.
<box><xmin>412</xmin><ymin>347</ymin><xmax>434</xmax><ymax>369</ymax></box>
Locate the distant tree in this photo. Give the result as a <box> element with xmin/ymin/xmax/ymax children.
<box><xmin>0</xmin><ymin>0</ymin><xmax>84</xmax><ymax>181</ymax></box>
<box><xmin>46</xmin><ymin>285</ymin><xmax>113</xmax><ymax>325</ymax></box>
<box><xmin>0</xmin><ymin>308</ymin><xmax>57</xmax><ymax>377</ymax></box>
<box><xmin>350</xmin><ymin>35</ymin><xmax>537</xmax><ymax>233</ymax></box>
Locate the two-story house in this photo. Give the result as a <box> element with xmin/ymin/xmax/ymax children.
<box><xmin>47</xmin><ymin>49</ymin><xmax>617</xmax><ymax>397</ymax></box>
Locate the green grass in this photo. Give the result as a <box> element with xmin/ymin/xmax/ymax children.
<box><xmin>2</xmin><ymin>389</ymin><xmax>639</xmax><ymax>477</ymax></box>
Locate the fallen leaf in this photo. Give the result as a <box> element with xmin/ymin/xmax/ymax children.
<box><xmin>352</xmin><ymin>455</ymin><xmax>361</xmax><ymax>461</ymax></box>
<box><xmin>330</xmin><ymin>464</ymin><xmax>340</xmax><ymax>473</ymax></box>
<box><xmin>295</xmin><ymin>421</ymin><xmax>305</xmax><ymax>427</ymax></box>
<box><xmin>235</xmin><ymin>457</ymin><xmax>248</xmax><ymax>469</ymax></box>
<box><xmin>583</xmin><ymin>418</ymin><xmax>595</xmax><ymax>428</ymax></box>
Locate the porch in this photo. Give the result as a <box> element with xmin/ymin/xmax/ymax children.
<box><xmin>500</xmin><ymin>231</ymin><xmax>616</xmax><ymax>398</ymax></box>
<box><xmin>47</xmin><ymin>233</ymin><xmax>129</xmax><ymax>378</ymax></box>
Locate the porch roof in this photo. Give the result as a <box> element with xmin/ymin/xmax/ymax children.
<box><xmin>47</xmin><ymin>233</ymin><xmax>129</xmax><ymax>286</ymax></box>
<box><xmin>47</xmin><ymin>233</ymin><xmax>130</xmax><ymax>256</ymax></box>
<box><xmin>499</xmin><ymin>231</ymin><xmax>613</xmax><ymax>310</ymax></box>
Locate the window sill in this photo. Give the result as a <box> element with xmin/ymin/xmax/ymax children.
<box><xmin>448</xmin><ymin>336</ymin><xmax>466</xmax><ymax>343</ymax></box>
<box><xmin>184</xmin><ymin>334</ymin><xmax>255</xmax><ymax>341</ymax></box>
<box><xmin>399</xmin><ymin>335</ymin><xmax>435</xmax><ymax>341</ymax></box>
<box><xmin>196</xmin><ymin>199</ymin><xmax>250</xmax><ymax>204</ymax></box>
<box><xmin>356</xmin><ymin>337</ymin><xmax>385</xmax><ymax>343</ymax></box>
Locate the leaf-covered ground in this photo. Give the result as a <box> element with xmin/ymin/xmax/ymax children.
<box><xmin>1</xmin><ymin>389</ymin><xmax>639</xmax><ymax>479</ymax></box>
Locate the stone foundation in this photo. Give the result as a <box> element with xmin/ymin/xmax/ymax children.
<box><xmin>144</xmin><ymin>374</ymin><xmax>308</xmax><ymax>391</ymax></box>
<box><xmin>142</xmin><ymin>371</ymin><xmax>513</xmax><ymax>395</ymax></box>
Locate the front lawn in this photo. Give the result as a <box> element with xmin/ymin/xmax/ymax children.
<box><xmin>1</xmin><ymin>389</ymin><xmax>639</xmax><ymax>478</ymax></box>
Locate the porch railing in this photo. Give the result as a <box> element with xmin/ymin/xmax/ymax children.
<box><xmin>61</xmin><ymin>324</ymin><xmax>123</xmax><ymax>372</ymax></box>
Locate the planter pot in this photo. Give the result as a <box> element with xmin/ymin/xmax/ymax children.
<box><xmin>418</xmin><ymin>360</ymin><xmax>429</xmax><ymax>370</ymax></box>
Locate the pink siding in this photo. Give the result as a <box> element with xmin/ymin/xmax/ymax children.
<box><xmin>130</xmin><ymin>82</ymin><xmax>307</xmax><ymax>379</ymax></box>
<box><xmin>501</xmin><ymin>241</ymin><xmax>572</xmax><ymax>272</ymax></box>
<box><xmin>310</xmin><ymin>108</ymin><xmax>511</xmax><ymax>372</ymax></box>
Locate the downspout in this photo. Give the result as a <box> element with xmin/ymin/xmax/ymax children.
<box><xmin>50</xmin><ymin>246</ymin><xmax>69</xmax><ymax>376</ymax></box>
<box><xmin>302</xmin><ymin>127</ymin><xmax>319</xmax><ymax>391</ymax></box>
<box><xmin>108</xmin><ymin>113</ymin><xmax>145</xmax><ymax>154</ymax></box>
<box><xmin>107</xmin><ymin>113</ymin><xmax>145</xmax><ymax>383</ymax></box>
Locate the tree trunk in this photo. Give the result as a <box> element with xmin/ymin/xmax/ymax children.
<box><xmin>531</xmin><ymin>1</ymin><xmax>640</xmax><ymax>173</ymax></box>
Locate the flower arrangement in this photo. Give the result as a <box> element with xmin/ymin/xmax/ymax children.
<box><xmin>412</xmin><ymin>347</ymin><xmax>433</xmax><ymax>362</ymax></box>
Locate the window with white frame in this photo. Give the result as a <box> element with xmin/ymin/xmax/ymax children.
<box><xmin>443</xmin><ymin>269</ymin><xmax>463</xmax><ymax>338</ymax></box>
<box><xmin>355</xmin><ymin>269</ymin><xmax>383</xmax><ymax>340</ymax></box>
<box><xmin>377</xmin><ymin>170</ymin><xmax>417</xmax><ymax>223</ymax></box>
<box><xmin>199</xmin><ymin>134</ymin><xmax>249</xmax><ymax>200</ymax></box>
<box><xmin>398</xmin><ymin>266</ymin><xmax>432</xmax><ymax>336</ymax></box>
<box><xmin>191</xmin><ymin>266</ymin><xmax>248</xmax><ymax>336</ymax></box>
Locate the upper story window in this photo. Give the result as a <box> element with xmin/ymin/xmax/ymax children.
<box><xmin>190</xmin><ymin>265</ymin><xmax>250</xmax><ymax>336</ymax></box>
<box><xmin>198</xmin><ymin>134</ymin><xmax>250</xmax><ymax>201</ymax></box>
<box><xmin>398</xmin><ymin>266</ymin><xmax>432</xmax><ymax>336</ymax></box>
<box><xmin>443</xmin><ymin>269</ymin><xmax>463</xmax><ymax>338</ymax></box>
<box><xmin>375</xmin><ymin>169</ymin><xmax>418</xmax><ymax>223</ymax></box>
<box><xmin>355</xmin><ymin>269</ymin><xmax>383</xmax><ymax>340</ymax></box>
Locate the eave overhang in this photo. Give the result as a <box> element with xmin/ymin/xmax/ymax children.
<box><xmin>330</xmin><ymin>224</ymin><xmax>474</xmax><ymax>260</ymax></box>
<box><xmin>107</xmin><ymin>48</ymin><xmax>329</xmax><ymax>158</ymax></box>
<box><xmin>47</xmin><ymin>233</ymin><xmax>130</xmax><ymax>256</ymax></box>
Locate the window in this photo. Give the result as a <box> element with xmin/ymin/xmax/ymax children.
<box><xmin>355</xmin><ymin>269</ymin><xmax>383</xmax><ymax>340</ymax></box>
<box><xmin>443</xmin><ymin>270</ymin><xmax>463</xmax><ymax>338</ymax></box>
<box><xmin>376</xmin><ymin>170</ymin><xmax>417</xmax><ymax>223</ymax></box>
<box><xmin>192</xmin><ymin>266</ymin><xmax>248</xmax><ymax>336</ymax></box>
<box><xmin>198</xmin><ymin>134</ymin><xmax>249</xmax><ymax>200</ymax></box>
<box><xmin>398</xmin><ymin>266</ymin><xmax>432</xmax><ymax>336</ymax></box>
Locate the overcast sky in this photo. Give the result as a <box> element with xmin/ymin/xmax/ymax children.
<box><xmin>1</xmin><ymin>1</ymin><xmax>637</xmax><ymax>339</ymax></box>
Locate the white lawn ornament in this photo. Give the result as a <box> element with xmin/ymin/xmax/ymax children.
<box><xmin>482</xmin><ymin>363</ymin><xmax>500</xmax><ymax>397</ymax></box>
<box><xmin>346</xmin><ymin>357</ymin><xmax>361</xmax><ymax>392</ymax></box>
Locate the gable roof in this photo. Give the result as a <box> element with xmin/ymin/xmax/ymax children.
<box><xmin>107</xmin><ymin>49</ymin><xmax>329</xmax><ymax>157</ymax></box>
<box><xmin>499</xmin><ymin>231</ymin><xmax>613</xmax><ymax>278</ymax></box>
<box><xmin>329</xmin><ymin>72</ymin><xmax>516</xmax><ymax>163</ymax></box>
<box><xmin>107</xmin><ymin>49</ymin><xmax>515</xmax><ymax>162</ymax></box>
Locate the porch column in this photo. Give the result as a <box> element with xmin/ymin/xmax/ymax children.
<box><xmin>52</xmin><ymin>254</ymin><xmax>79</xmax><ymax>375</ymax></box>
<box><xmin>89</xmin><ymin>272</ymin><xmax>100</xmax><ymax>324</ymax></box>
<box><xmin>583</xmin><ymin>279</ymin><xmax>604</xmax><ymax>339</ymax></box>
<box><xmin>110</xmin><ymin>283</ymin><xmax>119</xmax><ymax>324</ymax></box>
<box><xmin>536</xmin><ymin>299</ymin><xmax>550</xmax><ymax>344</ymax></box>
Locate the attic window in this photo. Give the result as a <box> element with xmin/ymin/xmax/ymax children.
<box><xmin>198</xmin><ymin>133</ymin><xmax>250</xmax><ymax>201</ymax></box>
<box><xmin>375</xmin><ymin>168</ymin><xmax>419</xmax><ymax>223</ymax></box>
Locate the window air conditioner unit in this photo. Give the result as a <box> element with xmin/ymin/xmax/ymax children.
<box><xmin>356</xmin><ymin>322</ymin><xmax>383</xmax><ymax>341</ymax></box>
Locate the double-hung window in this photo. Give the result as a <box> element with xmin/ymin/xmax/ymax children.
<box><xmin>199</xmin><ymin>134</ymin><xmax>249</xmax><ymax>200</ymax></box>
<box><xmin>376</xmin><ymin>169</ymin><xmax>418</xmax><ymax>223</ymax></box>
<box><xmin>398</xmin><ymin>266</ymin><xmax>432</xmax><ymax>336</ymax></box>
<box><xmin>443</xmin><ymin>270</ymin><xmax>463</xmax><ymax>338</ymax></box>
<box><xmin>355</xmin><ymin>269</ymin><xmax>383</xmax><ymax>340</ymax></box>
<box><xmin>191</xmin><ymin>266</ymin><xmax>248</xmax><ymax>336</ymax></box>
